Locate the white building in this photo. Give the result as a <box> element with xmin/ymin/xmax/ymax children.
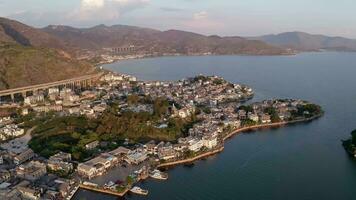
<box><xmin>188</xmin><ymin>139</ymin><xmax>204</xmax><ymax>152</ymax></box>
<box><xmin>125</xmin><ymin>150</ymin><xmax>148</xmax><ymax>164</ymax></box>
<box><xmin>203</xmin><ymin>135</ymin><xmax>218</xmax><ymax>149</ymax></box>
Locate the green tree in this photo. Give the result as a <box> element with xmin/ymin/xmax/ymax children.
<box><xmin>127</xmin><ymin>94</ymin><xmax>140</xmax><ymax>105</ymax></box>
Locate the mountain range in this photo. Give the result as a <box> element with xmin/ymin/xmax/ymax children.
<box><xmin>1</xmin><ymin>16</ymin><xmax>356</xmax><ymax>90</ymax></box>
<box><xmin>41</xmin><ymin>24</ymin><xmax>287</xmax><ymax>56</ymax></box>
<box><xmin>251</xmin><ymin>32</ymin><xmax>356</xmax><ymax>52</ymax></box>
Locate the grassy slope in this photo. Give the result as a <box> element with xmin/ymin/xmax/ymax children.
<box><xmin>0</xmin><ymin>43</ymin><xmax>96</xmax><ymax>90</ymax></box>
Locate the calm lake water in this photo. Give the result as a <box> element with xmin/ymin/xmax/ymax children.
<box><xmin>74</xmin><ymin>52</ymin><xmax>356</xmax><ymax>200</ymax></box>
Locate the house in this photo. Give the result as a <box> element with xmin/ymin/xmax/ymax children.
<box><xmin>260</xmin><ymin>114</ymin><xmax>271</xmax><ymax>123</ymax></box>
<box><xmin>173</xmin><ymin>143</ymin><xmax>188</xmax><ymax>152</ymax></box>
<box><xmin>188</xmin><ymin>139</ymin><xmax>204</xmax><ymax>152</ymax></box>
<box><xmin>238</xmin><ymin>110</ymin><xmax>247</xmax><ymax>119</ymax></box>
<box><xmin>0</xmin><ymin>170</ymin><xmax>10</xmax><ymax>183</ymax></box>
<box><xmin>77</xmin><ymin>153</ymin><xmax>118</xmax><ymax>179</ymax></box>
<box><xmin>248</xmin><ymin>113</ymin><xmax>259</xmax><ymax>122</ymax></box>
<box><xmin>144</xmin><ymin>141</ymin><xmax>157</xmax><ymax>154</ymax></box>
<box><xmin>109</xmin><ymin>146</ymin><xmax>130</xmax><ymax>157</ymax></box>
<box><xmin>47</xmin><ymin>160</ymin><xmax>73</xmax><ymax>174</ymax></box>
<box><xmin>24</xmin><ymin>94</ymin><xmax>44</xmax><ymax>105</ymax></box>
<box><xmin>202</xmin><ymin>135</ymin><xmax>218</xmax><ymax>149</ymax></box>
<box><xmin>278</xmin><ymin>112</ymin><xmax>291</xmax><ymax>121</ymax></box>
<box><xmin>21</xmin><ymin>108</ymin><xmax>29</xmax><ymax>116</ymax></box>
<box><xmin>125</xmin><ymin>150</ymin><xmax>148</xmax><ymax>164</ymax></box>
<box><xmin>157</xmin><ymin>147</ymin><xmax>177</xmax><ymax>160</ymax></box>
<box><xmin>13</xmin><ymin>148</ymin><xmax>34</xmax><ymax>165</ymax></box>
<box><xmin>47</xmin><ymin>152</ymin><xmax>73</xmax><ymax>174</ymax></box>
<box><xmin>32</xmin><ymin>105</ymin><xmax>63</xmax><ymax>113</ymax></box>
<box><xmin>0</xmin><ymin>124</ymin><xmax>25</xmax><ymax>138</ymax></box>
<box><xmin>16</xmin><ymin>161</ymin><xmax>47</xmax><ymax>181</ymax></box>
<box><xmin>77</xmin><ymin>164</ymin><xmax>97</xmax><ymax>179</ymax></box>
<box><xmin>48</xmin><ymin>87</ymin><xmax>60</xmax><ymax>95</ymax></box>
<box><xmin>85</xmin><ymin>140</ymin><xmax>99</xmax><ymax>150</ymax></box>
<box><xmin>17</xmin><ymin>186</ymin><xmax>40</xmax><ymax>200</ymax></box>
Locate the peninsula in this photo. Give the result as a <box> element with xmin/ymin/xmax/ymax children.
<box><xmin>0</xmin><ymin>71</ymin><xmax>323</xmax><ymax>199</ymax></box>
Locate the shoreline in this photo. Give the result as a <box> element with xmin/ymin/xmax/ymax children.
<box><xmin>157</xmin><ymin>114</ymin><xmax>323</xmax><ymax>168</ymax></box>
<box><xmin>97</xmin><ymin>53</ymin><xmax>297</xmax><ymax>66</ymax></box>
<box><xmin>74</xmin><ymin>115</ymin><xmax>323</xmax><ymax>198</ymax></box>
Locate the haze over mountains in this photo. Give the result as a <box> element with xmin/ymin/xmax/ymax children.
<box><xmin>251</xmin><ymin>32</ymin><xmax>356</xmax><ymax>52</ymax></box>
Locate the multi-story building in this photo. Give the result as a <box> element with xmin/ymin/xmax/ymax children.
<box><xmin>13</xmin><ymin>148</ymin><xmax>34</xmax><ymax>165</ymax></box>
<box><xmin>16</xmin><ymin>161</ymin><xmax>47</xmax><ymax>181</ymax></box>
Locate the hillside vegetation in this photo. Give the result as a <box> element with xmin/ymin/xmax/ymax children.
<box><xmin>43</xmin><ymin>24</ymin><xmax>288</xmax><ymax>56</ymax></box>
<box><xmin>0</xmin><ymin>43</ymin><xmax>95</xmax><ymax>90</ymax></box>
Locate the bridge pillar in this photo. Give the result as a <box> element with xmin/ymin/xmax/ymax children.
<box><xmin>10</xmin><ymin>93</ymin><xmax>14</xmax><ymax>102</ymax></box>
<box><xmin>22</xmin><ymin>91</ymin><xmax>26</xmax><ymax>98</ymax></box>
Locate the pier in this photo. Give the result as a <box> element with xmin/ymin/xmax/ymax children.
<box><xmin>78</xmin><ymin>184</ymin><xmax>129</xmax><ymax>197</ymax></box>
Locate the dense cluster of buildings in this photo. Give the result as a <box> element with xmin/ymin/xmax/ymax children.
<box><xmin>0</xmin><ymin>71</ymin><xmax>317</xmax><ymax>199</ymax></box>
<box><xmin>0</xmin><ymin>124</ymin><xmax>24</xmax><ymax>141</ymax></box>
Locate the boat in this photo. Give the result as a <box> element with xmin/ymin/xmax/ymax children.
<box><xmin>104</xmin><ymin>181</ymin><xmax>117</xmax><ymax>190</ymax></box>
<box><xmin>130</xmin><ymin>186</ymin><xmax>148</xmax><ymax>195</ymax></box>
<box><xmin>184</xmin><ymin>162</ymin><xmax>195</xmax><ymax>167</ymax></box>
<box><xmin>149</xmin><ymin>169</ymin><xmax>168</xmax><ymax>180</ymax></box>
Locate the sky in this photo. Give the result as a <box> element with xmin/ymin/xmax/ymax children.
<box><xmin>0</xmin><ymin>0</ymin><xmax>356</xmax><ymax>38</ymax></box>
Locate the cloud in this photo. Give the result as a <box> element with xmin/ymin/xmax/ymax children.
<box><xmin>193</xmin><ymin>11</ymin><xmax>208</xmax><ymax>20</ymax></box>
<box><xmin>81</xmin><ymin>0</ymin><xmax>105</xmax><ymax>10</ymax></box>
<box><xmin>72</xmin><ymin>0</ymin><xmax>150</xmax><ymax>21</ymax></box>
<box><xmin>6</xmin><ymin>0</ymin><xmax>150</xmax><ymax>27</ymax></box>
<box><xmin>171</xmin><ymin>11</ymin><xmax>224</xmax><ymax>34</ymax></box>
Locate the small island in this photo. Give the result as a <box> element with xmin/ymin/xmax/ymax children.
<box><xmin>342</xmin><ymin>130</ymin><xmax>356</xmax><ymax>157</ymax></box>
<box><xmin>0</xmin><ymin>72</ymin><xmax>323</xmax><ymax>199</ymax></box>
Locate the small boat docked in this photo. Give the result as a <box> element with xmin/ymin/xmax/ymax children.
<box><xmin>149</xmin><ymin>169</ymin><xmax>168</xmax><ymax>180</ymax></box>
<box><xmin>130</xmin><ymin>186</ymin><xmax>148</xmax><ymax>195</ymax></box>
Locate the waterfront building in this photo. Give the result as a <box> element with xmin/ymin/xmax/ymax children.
<box><xmin>77</xmin><ymin>164</ymin><xmax>97</xmax><ymax>179</ymax></box>
<box><xmin>202</xmin><ymin>135</ymin><xmax>218</xmax><ymax>149</ymax></box>
<box><xmin>188</xmin><ymin>139</ymin><xmax>204</xmax><ymax>152</ymax></box>
<box><xmin>126</xmin><ymin>150</ymin><xmax>148</xmax><ymax>164</ymax></box>
<box><xmin>260</xmin><ymin>114</ymin><xmax>272</xmax><ymax>123</ymax></box>
<box><xmin>109</xmin><ymin>146</ymin><xmax>130</xmax><ymax>157</ymax></box>
<box><xmin>248</xmin><ymin>113</ymin><xmax>259</xmax><ymax>122</ymax></box>
<box><xmin>77</xmin><ymin>153</ymin><xmax>118</xmax><ymax>179</ymax></box>
<box><xmin>158</xmin><ymin>147</ymin><xmax>177</xmax><ymax>160</ymax></box>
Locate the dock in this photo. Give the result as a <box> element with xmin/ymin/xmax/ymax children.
<box><xmin>78</xmin><ymin>184</ymin><xmax>129</xmax><ymax>197</ymax></box>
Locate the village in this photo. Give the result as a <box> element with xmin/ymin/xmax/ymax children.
<box><xmin>0</xmin><ymin>71</ymin><xmax>322</xmax><ymax>200</ymax></box>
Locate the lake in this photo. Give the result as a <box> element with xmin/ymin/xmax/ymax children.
<box><xmin>74</xmin><ymin>52</ymin><xmax>356</xmax><ymax>200</ymax></box>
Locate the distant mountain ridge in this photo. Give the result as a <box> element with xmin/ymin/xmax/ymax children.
<box><xmin>42</xmin><ymin>24</ymin><xmax>288</xmax><ymax>56</ymax></box>
<box><xmin>251</xmin><ymin>32</ymin><xmax>356</xmax><ymax>52</ymax></box>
